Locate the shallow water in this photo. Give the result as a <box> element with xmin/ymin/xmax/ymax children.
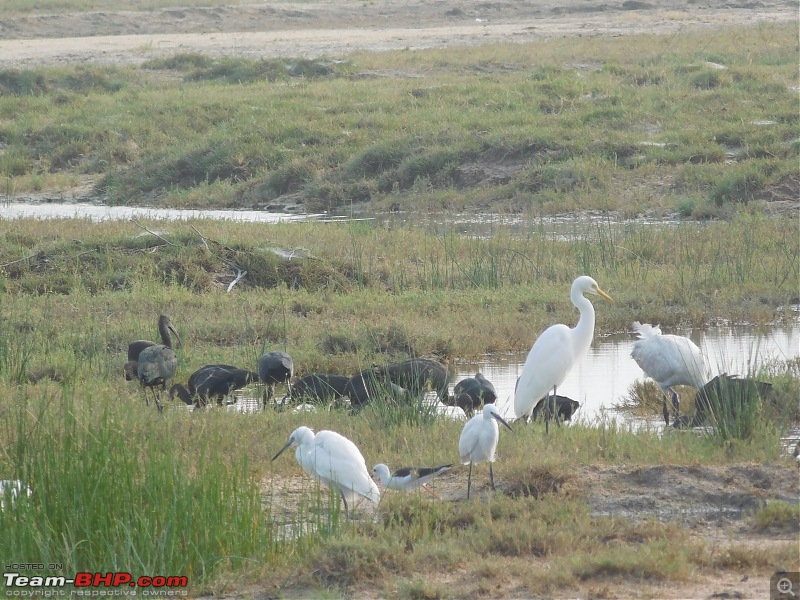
<box><xmin>451</xmin><ymin>322</ymin><xmax>800</xmax><ymax>424</ymax></box>
<box><xmin>0</xmin><ymin>202</ymin><xmax>311</xmax><ymax>223</ymax></box>
<box><xmin>227</xmin><ymin>322</ymin><xmax>799</xmax><ymax>431</ymax></box>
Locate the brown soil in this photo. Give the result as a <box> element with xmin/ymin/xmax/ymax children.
<box><xmin>260</xmin><ymin>461</ymin><xmax>799</xmax><ymax>599</ymax></box>
<box><xmin>0</xmin><ymin>0</ymin><xmax>797</xmax><ymax>69</ymax></box>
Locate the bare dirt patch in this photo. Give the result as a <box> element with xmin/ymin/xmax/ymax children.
<box><xmin>0</xmin><ymin>0</ymin><xmax>797</xmax><ymax>69</ymax></box>
<box><xmin>262</xmin><ymin>461</ymin><xmax>799</xmax><ymax>599</ymax></box>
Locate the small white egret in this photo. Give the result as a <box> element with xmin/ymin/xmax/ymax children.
<box><xmin>630</xmin><ymin>321</ymin><xmax>708</xmax><ymax>425</ymax></box>
<box><xmin>514</xmin><ymin>276</ymin><xmax>613</xmax><ymax>430</ymax></box>
<box><xmin>458</xmin><ymin>404</ymin><xmax>513</xmax><ymax>500</ymax></box>
<box><xmin>272</xmin><ymin>426</ymin><xmax>380</xmax><ymax>513</ymax></box>
<box><xmin>371</xmin><ymin>463</ymin><xmax>453</xmax><ymax>497</ymax></box>
<box><xmin>0</xmin><ymin>480</ymin><xmax>32</xmax><ymax>511</ymax></box>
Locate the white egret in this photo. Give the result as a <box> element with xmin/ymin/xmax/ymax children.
<box><xmin>514</xmin><ymin>276</ymin><xmax>613</xmax><ymax>430</ymax></box>
<box><xmin>371</xmin><ymin>463</ymin><xmax>453</xmax><ymax>497</ymax></box>
<box><xmin>458</xmin><ymin>404</ymin><xmax>513</xmax><ymax>500</ymax></box>
<box><xmin>0</xmin><ymin>480</ymin><xmax>32</xmax><ymax>511</ymax></box>
<box><xmin>272</xmin><ymin>426</ymin><xmax>380</xmax><ymax>512</ymax></box>
<box><xmin>630</xmin><ymin>321</ymin><xmax>708</xmax><ymax>425</ymax></box>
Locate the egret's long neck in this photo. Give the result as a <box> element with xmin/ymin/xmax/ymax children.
<box><xmin>571</xmin><ymin>288</ymin><xmax>596</xmax><ymax>355</ymax></box>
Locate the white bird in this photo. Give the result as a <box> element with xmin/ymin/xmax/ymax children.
<box><xmin>630</xmin><ymin>321</ymin><xmax>708</xmax><ymax>426</ymax></box>
<box><xmin>514</xmin><ymin>276</ymin><xmax>613</xmax><ymax>430</ymax></box>
<box><xmin>272</xmin><ymin>426</ymin><xmax>380</xmax><ymax>513</ymax></box>
<box><xmin>0</xmin><ymin>480</ymin><xmax>32</xmax><ymax>511</ymax></box>
<box><xmin>371</xmin><ymin>463</ymin><xmax>453</xmax><ymax>497</ymax></box>
<box><xmin>458</xmin><ymin>404</ymin><xmax>513</xmax><ymax>499</ymax></box>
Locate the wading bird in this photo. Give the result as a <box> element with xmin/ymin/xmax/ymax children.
<box><xmin>371</xmin><ymin>463</ymin><xmax>453</xmax><ymax>498</ymax></box>
<box><xmin>452</xmin><ymin>372</ymin><xmax>497</xmax><ymax>417</ymax></box>
<box><xmin>630</xmin><ymin>321</ymin><xmax>708</xmax><ymax>426</ymax></box>
<box><xmin>124</xmin><ymin>314</ymin><xmax>179</xmax><ymax>381</ymax></box>
<box><xmin>258</xmin><ymin>351</ymin><xmax>294</xmax><ymax>409</ymax></box>
<box><xmin>344</xmin><ymin>367</ymin><xmax>408</xmax><ymax>410</ymax></box>
<box><xmin>459</xmin><ymin>404</ymin><xmax>513</xmax><ymax>500</ymax></box>
<box><xmin>529</xmin><ymin>394</ymin><xmax>580</xmax><ymax>424</ymax></box>
<box><xmin>281</xmin><ymin>373</ymin><xmax>349</xmax><ymax>406</ymax></box>
<box><xmin>170</xmin><ymin>364</ymin><xmax>258</xmax><ymax>408</ymax></box>
<box><xmin>136</xmin><ymin>315</ymin><xmax>181</xmax><ymax>413</ymax></box>
<box><xmin>384</xmin><ymin>358</ymin><xmax>450</xmax><ymax>404</ymax></box>
<box><xmin>514</xmin><ymin>276</ymin><xmax>613</xmax><ymax>432</ymax></box>
<box><xmin>672</xmin><ymin>373</ymin><xmax>772</xmax><ymax>429</ymax></box>
<box><xmin>272</xmin><ymin>426</ymin><xmax>380</xmax><ymax>513</ymax></box>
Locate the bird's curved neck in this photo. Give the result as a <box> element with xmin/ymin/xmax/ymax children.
<box><xmin>158</xmin><ymin>320</ymin><xmax>173</xmax><ymax>348</ymax></box>
<box><xmin>571</xmin><ymin>288</ymin><xmax>596</xmax><ymax>352</ymax></box>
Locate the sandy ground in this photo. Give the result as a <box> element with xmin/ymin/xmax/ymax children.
<box><xmin>0</xmin><ymin>0</ymin><xmax>797</xmax><ymax>68</ymax></box>
<box><xmin>261</xmin><ymin>461</ymin><xmax>799</xmax><ymax>599</ymax></box>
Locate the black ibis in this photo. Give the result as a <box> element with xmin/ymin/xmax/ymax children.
<box><xmin>170</xmin><ymin>364</ymin><xmax>258</xmax><ymax>408</ymax></box>
<box><xmin>281</xmin><ymin>373</ymin><xmax>349</xmax><ymax>406</ymax></box>
<box><xmin>258</xmin><ymin>351</ymin><xmax>294</xmax><ymax>409</ymax></box>
<box><xmin>451</xmin><ymin>372</ymin><xmax>497</xmax><ymax>417</ymax></box>
<box><xmin>124</xmin><ymin>315</ymin><xmax>179</xmax><ymax>382</ymax></box>
<box><xmin>135</xmin><ymin>315</ymin><xmax>180</xmax><ymax>413</ymax></box>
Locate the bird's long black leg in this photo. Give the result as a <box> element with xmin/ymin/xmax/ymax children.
<box><xmin>340</xmin><ymin>491</ymin><xmax>349</xmax><ymax>518</ymax></box>
<box><xmin>489</xmin><ymin>462</ymin><xmax>495</xmax><ymax>491</ymax></box>
<box><xmin>154</xmin><ymin>389</ymin><xmax>164</xmax><ymax>414</ymax></box>
<box><xmin>467</xmin><ymin>462</ymin><xmax>473</xmax><ymax>500</ymax></box>
<box><xmin>671</xmin><ymin>389</ymin><xmax>680</xmax><ymax>423</ymax></box>
<box><xmin>545</xmin><ymin>388</ymin><xmax>552</xmax><ymax>434</ymax></box>
<box><xmin>662</xmin><ymin>393</ymin><xmax>670</xmax><ymax>426</ymax></box>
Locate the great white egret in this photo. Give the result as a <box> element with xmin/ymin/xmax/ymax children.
<box><xmin>371</xmin><ymin>463</ymin><xmax>453</xmax><ymax>497</ymax></box>
<box><xmin>630</xmin><ymin>321</ymin><xmax>708</xmax><ymax>425</ymax></box>
<box><xmin>258</xmin><ymin>351</ymin><xmax>294</xmax><ymax>408</ymax></box>
<box><xmin>452</xmin><ymin>372</ymin><xmax>498</xmax><ymax>417</ymax></box>
<box><xmin>136</xmin><ymin>315</ymin><xmax>181</xmax><ymax>413</ymax></box>
<box><xmin>170</xmin><ymin>364</ymin><xmax>258</xmax><ymax>408</ymax></box>
<box><xmin>458</xmin><ymin>403</ymin><xmax>513</xmax><ymax>499</ymax></box>
<box><xmin>513</xmin><ymin>276</ymin><xmax>613</xmax><ymax>430</ymax></box>
<box><xmin>272</xmin><ymin>426</ymin><xmax>380</xmax><ymax>513</ymax></box>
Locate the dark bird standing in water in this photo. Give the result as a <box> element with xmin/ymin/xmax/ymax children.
<box><xmin>258</xmin><ymin>351</ymin><xmax>294</xmax><ymax>409</ymax></box>
<box><xmin>135</xmin><ymin>315</ymin><xmax>181</xmax><ymax>413</ymax></box>
<box><xmin>170</xmin><ymin>364</ymin><xmax>258</xmax><ymax>408</ymax></box>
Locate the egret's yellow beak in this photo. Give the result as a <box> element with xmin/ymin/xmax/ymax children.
<box><xmin>595</xmin><ymin>287</ymin><xmax>614</xmax><ymax>302</ymax></box>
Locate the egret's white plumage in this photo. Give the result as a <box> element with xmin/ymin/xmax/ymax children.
<box><xmin>371</xmin><ymin>463</ymin><xmax>453</xmax><ymax>496</ymax></box>
<box><xmin>272</xmin><ymin>426</ymin><xmax>380</xmax><ymax>511</ymax></box>
<box><xmin>630</xmin><ymin>321</ymin><xmax>708</xmax><ymax>425</ymax></box>
<box><xmin>0</xmin><ymin>480</ymin><xmax>32</xmax><ymax>510</ymax></box>
<box><xmin>514</xmin><ymin>276</ymin><xmax>613</xmax><ymax>428</ymax></box>
<box><xmin>458</xmin><ymin>404</ymin><xmax>512</xmax><ymax>499</ymax></box>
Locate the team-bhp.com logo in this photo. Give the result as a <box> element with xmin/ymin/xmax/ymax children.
<box><xmin>4</xmin><ymin>571</ymin><xmax>188</xmax><ymax>596</ymax></box>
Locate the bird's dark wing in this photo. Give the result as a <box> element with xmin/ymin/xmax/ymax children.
<box><xmin>410</xmin><ymin>465</ymin><xmax>453</xmax><ymax>478</ymax></box>
<box><xmin>392</xmin><ymin>467</ymin><xmax>414</xmax><ymax>478</ymax></box>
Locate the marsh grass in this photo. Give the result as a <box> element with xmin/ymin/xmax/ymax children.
<box><xmin>1</xmin><ymin>24</ymin><xmax>797</xmax><ymax>217</ymax></box>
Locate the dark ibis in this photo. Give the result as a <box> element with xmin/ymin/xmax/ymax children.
<box><xmin>258</xmin><ymin>351</ymin><xmax>294</xmax><ymax>409</ymax></box>
<box><xmin>135</xmin><ymin>315</ymin><xmax>180</xmax><ymax>413</ymax></box>
<box><xmin>451</xmin><ymin>372</ymin><xmax>497</xmax><ymax>417</ymax></box>
<box><xmin>170</xmin><ymin>364</ymin><xmax>258</xmax><ymax>408</ymax></box>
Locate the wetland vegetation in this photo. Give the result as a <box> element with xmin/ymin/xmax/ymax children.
<box><xmin>1</xmin><ymin>13</ymin><xmax>799</xmax><ymax>600</ymax></box>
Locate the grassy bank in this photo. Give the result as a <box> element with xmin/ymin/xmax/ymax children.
<box><xmin>0</xmin><ymin>213</ymin><xmax>797</xmax><ymax>377</ymax></box>
<box><xmin>1</xmin><ymin>382</ymin><xmax>797</xmax><ymax>596</ymax></box>
<box><xmin>1</xmin><ymin>22</ymin><xmax>798</xmax><ymax>217</ymax></box>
